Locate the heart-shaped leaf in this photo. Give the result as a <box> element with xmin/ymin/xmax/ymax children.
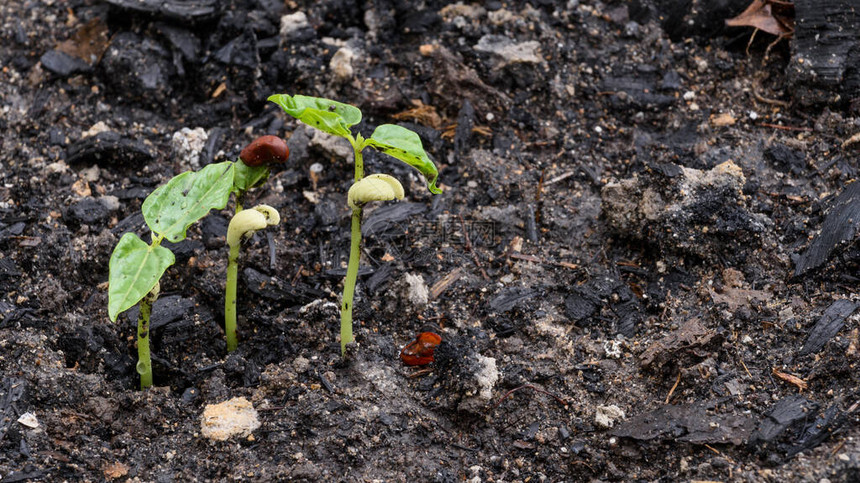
<box><xmin>142</xmin><ymin>161</ymin><xmax>235</xmax><ymax>242</ymax></box>
<box><xmin>268</xmin><ymin>94</ymin><xmax>361</xmax><ymax>138</ymax></box>
<box><xmin>233</xmin><ymin>161</ymin><xmax>270</xmax><ymax>196</ymax></box>
<box><xmin>108</xmin><ymin>232</ymin><xmax>175</xmax><ymax>322</ymax></box>
<box><xmin>366</xmin><ymin>124</ymin><xmax>441</xmax><ymax>194</ymax></box>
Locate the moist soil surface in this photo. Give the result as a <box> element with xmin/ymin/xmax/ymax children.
<box><xmin>2</xmin><ymin>0</ymin><xmax>860</xmax><ymax>481</ymax></box>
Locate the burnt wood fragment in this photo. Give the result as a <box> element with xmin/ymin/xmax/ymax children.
<box><xmin>104</xmin><ymin>0</ymin><xmax>220</xmax><ymax>24</ymax></box>
<box><xmin>750</xmin><ymin>395</ymin><xmax>819</xmax><ymax>444</ymax></box>
<box><xmin>790</xmin><ymin>0</ymin><xmax>860</xmax><ymax>104</ymax></box>
<box><xmin>66</xmin><ymin>131</ymin><xmax>155</xmax><ymax>167</ymax></box>
<box><xmin>799</xmin><ymin>299</ymin><xmax>858</xmax><ymax>355</ymax></box>
<box><xmin>793</xmin><ymin>181</ymin><xmax>860</xmax><ymax>276</ymax></box>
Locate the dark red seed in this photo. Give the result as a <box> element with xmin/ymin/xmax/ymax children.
<box><xmin>240</xmin><ymin>135</ymin><xmax>290</xmax><ymax>167</ymax></box>
<box><xmin>400</xmin><ymin>332</ymin><xmax>442</xmax><ymax>366</ymax></box>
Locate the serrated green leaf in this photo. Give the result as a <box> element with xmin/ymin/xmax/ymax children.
<box><xmin>268</xmin><ymin>94</ymin><xmax>361</xmax><ymax>138</ymax></box>
<box><xmin>142</xmin><ymin>162</ymin><xmax>235</xmax><ymax>242</ymax></box>
<box><xmin>108</xmin><ymin>232</ymin><xmax>175</xmax><ymax>322</ymax></box>
<box><xmin>366</xmin><ymin>124</ymin><xmax>442</xmax><ymax>194</ymax></box>
<box><xmin>233</xmin><ymin>161</ymin><xmax>270</xmax><ymax>196</ymax></box>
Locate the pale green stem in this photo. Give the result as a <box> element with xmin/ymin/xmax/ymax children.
<box><xmin>341</xmin><ymin>207</ymin><xmax>362</xmax><ymax>354</ymax></box>
<box><xmin>340</xmin><ymin>138</ymin><xmax>365</xmax><ymax>354</ymax></box>
<box><xmin>137</xmin><ymin>282</ymin><xmax>159</xmax><ymax>390</ymax></box>
<box><xmin>225</xmin><ymin>241</ymin><xmax>240</xmax><ymax>352</ymax></box>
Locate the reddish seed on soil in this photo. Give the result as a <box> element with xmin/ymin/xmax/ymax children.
<box><xmin>400</xmin><ymin>332</ymin><xmax>442</xmax><ymax>366</ymax></box>
<box><xmin>239</xmin><ymin>135</ymin><xmax>290</xmax><ymax>167</ymax></box>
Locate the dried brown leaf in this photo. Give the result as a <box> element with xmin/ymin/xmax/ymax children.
<box><xmin>103</xmin><ymin>461</ymin><xmax>129</xmax><ymax>479</ymax></box>
<box><xmin>725</xmin><ymin>0</ymin><xmax>794</xmax><ymax>37</ymax></box>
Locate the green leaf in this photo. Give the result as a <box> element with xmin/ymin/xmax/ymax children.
<box><xmin>233</xmin><ymin>161</ymin><xmax>270</xmax><ymax>196</ymax></box>
<box><xmin>108</xmin><ymin>232</ymin><xmax>175</xmax><ymax>322</ymax></box>
<box><xmin>142</xmin><ymin>162</ymin><xmax>235</xmax><ymax>242</ymax></box>
<box><xmin>366</xmin><ymin>124</ymin><xmax>442</xmax><ymax>194</ymax></box>
<box><xmin>268</xmin><ymin>94</ymin><xmax>361</xmax><ymax>138</ymax></box>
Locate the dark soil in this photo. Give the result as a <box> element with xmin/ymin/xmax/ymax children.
<box><xmin>2</xmin><ymin>0</ymin><xmax>859</xmax><ymax>481</ymax></box>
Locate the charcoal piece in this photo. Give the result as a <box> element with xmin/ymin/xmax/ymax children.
<box><xmin>124</xmin><ymin>295</ymin><xmax>195</xmax><ymax>331</ymax></box>
<box><xmin>243</xmin><ymin>267</ymin><xmax>325</xmax><ymax>305</ymax></box>
<box><xmin>101</xmin><ymin>32</ymin><xmax>173</xmax><ymax>104</ymax></box>
<box><xmin>603</xmin><ymin>160</ymin><xmax>769</xmax><ymax>259</ymax></box>
<box><xmin>49</xmin><ymin>127</ymin><xmax>65</xmax><ymax>146</ymax></box>
<box><xmin>214</xmin><ymin>30</ymin><xmax>259</xmax><ymax>69</ymax></box>
<box><xmin>799</xmin><ymin>299</ymin><xmax>859</xmax><ymax>355</ymax></box>
<box><xmin>0</xmin><ymin>258</ymin><xmax>21</xmax><ymax>279</ymax></box>
<box><xmin>617</xmin><ymin>311</ymin><xmax>639</xmax><ymax>338</ymax></box>
<box><xmin>400</xmin><ymin>10</ymin><xmax>440</xmax><ymax>34</ymax></box>
<box><xmin>66</xmin><ymin>131</ymin><xmax>156</xmax><ymax>167</ymax></box>
<box><xmin>162</xmin><ymin>238</ymin><xmax>204</xmax><ymax>264</ymax></box>
<box><xmin>765</xmin><ymin>143</ymin><xmax>806</xmax><ymax>174</ymax></box>
<box><xmin>601</xmin><ymin>74</ymin><xmax>676</xmax><ymax>110</ymax></box>
<box><xmin>111</xmin><ymin>213</ymin><xmax>146</xmax><ymax>237</ymax></box>
<box><xmin>363</xmin><ymin>202</ymin><xmax>426</xmax><ymax>237</ymax></box>
<box><xmin>156</xmin><ymin>23</ymin><xmax>201</xmax><ymax>62</ymax></box>
<box><xmin>0</xmin><ymin>378</ymin><xmax>27</xmax><ymax>443</ymax></box>
<box><xmin>104</xmin><ymin>0</ymin><xmax>220</xmax><ymax>23</ymax></box>
<box><xmin>111</xmin><ymin>187</ymin><xmax>151</xmax><ymax>200</ymax></box>
<box><xmin>612</xmin><ymin>401</ymin><xmax>754</xmax><ymax>445</ymax></box>
<box><xmin>1</xmin><ymin>467</ymin><xmax>46</xmax><ymax>483</ymax></box>
<box><xmin>200</xmin><ymin>214</ymin><xmax>228</xmax><ymax>249</ymax></box>
<box><xmin>488</xmin><ymin>286</ymin><xmax>538</xmax><ymax>312</ymax></box>
<box><xmin>564</xmin><ymin>290</ymin><xmax>599</xmax><ymax>322</ymax></box>
<box><xmin>525</xmin><ymin>204</ymin><xmax>538</xmax><ymax>243</ymax></box>
<box><xmin>0</xmin><ymin>222</ymin><xmax>26</xmax><ymax>241</ymax></box>
<box><xmin>654</xmin><ymin>0</ymin><xmax>749</xmax><ymax>40</ymax></box>
<box><xmin>67</xmin><ymin>197</ymin><xmax>112</xmax><ymax>225</ymax></box>
<box><xmin>314</xmin><ymin>198</ymin><xmax>342</xmax><ymax>228</ymax></box>
<box><xmin>201</xmin><ymin>127</ymin><xmax>224</xmax><ymax>166</ymax></box>
<box><xmin>40</xmin><ymin>49</ymin><xmax>92</xmax><ymax>77</ymax></box>
<box><xmin>794</xmin><ymin>181</ymin><xmax>860</xmax><ymax>276</ymax></box>
<box><xmin>786</xmin><ymin>405</ymin><xmax>843</xmax><ymax>457</ymax></box>
<box><xmin>660</xmin><ymin>70</ymin><xmax>682</xmax><ymax>90</ymax></box>
<box><xmin>790</xmin><ymin>0</ymin><xmax>860</xmax><ymax>103</ymax></box>
<box><xmin>750</xmin><ymin>395</ymin><xmax>819</xmax><ymax>444</ymax></box>
<box><xmin>366</xmin><ymin>262</ymin><xmax>394</xmax><ymax>294</ymax></box>
<box><xmin>454</xmin><ymin>100</ymin><xmax>475</xmax><ymax>157</ymax></box>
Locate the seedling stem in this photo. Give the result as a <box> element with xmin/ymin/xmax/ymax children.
<box><xmin>225</xmin><ymin>238</ymin><xmax>241</xmax><ymax>352</ymax></box>
<box><xmin>136</xmin><ymin>282</ymin><xmax>159</xmax><ymax>389</ymax></box>
<box><xmin>340</xmin><ymin>136</ymin><xmax>365</xmax><ymax>353</ymax></box>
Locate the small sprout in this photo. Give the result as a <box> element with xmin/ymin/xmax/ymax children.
<box><xmin>347</xmin><ymin>174</ymin><xmax>404</xmax><ymax>209</ymax></box>
<box><xmin>109</xmin><ymin>162</ymin><xmax>236</xmax><ymax>389</ymax></box>
<box><xmin>400</xmin><ymin>332</ymin><xmax>442</xmax><ymax>366</ymax></box>
<box><xmin>309</xmin><ymin>162</ymin><xmax>324</xmax><ymax>190</ymax></box>
<box><xmin>239</xmin><ymin>135</ymin><xmax>290</xmax><ymax>167</ymax></box>
<box><xmin>109</xmin><ymin>136</ymin><xmax>286</xmax><ymax>388</ymax></box>
<box><xmin>270</xmin><ymin>93</ymin><xmax>442</xmax><ymax>355</ymax></box>
<box><xmin>224</xmin><ymin>204</ymin><xmax>281</xmax><ymax>352</ymax></box>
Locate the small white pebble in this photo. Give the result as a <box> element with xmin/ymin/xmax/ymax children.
<box><xmin>486</xmin><ymin>113</ymin><xmax>495</xmax><ymax>121</ymax></box>
<box><xmin>683</xmin><ymin>91</ymin><xmax>696</xmax><ymax>101</ymax></box>
<box><xmin>749</xmin><ymin>111</ymin><xmax>759</xmax><ymax>120</ymax></box>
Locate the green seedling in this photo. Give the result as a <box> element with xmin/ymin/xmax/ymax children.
<box><xmin>108</xmin><ymin>161</ymin><xmax>237</xmax><ymax>389</ymax></box>
<box><xmin>224</xmin><ymin>204</ymin><xmax>280</xmax><ymax>352</ymax></box>
<box><xmin>108</xmin><ymin>136</ymin><xmax>287</xmax><ymax>388</ymax></box>
<box><xmin>269</xmin><ymin>94</ymin><xmax>442</xmax><ymax>354</ymax></box>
